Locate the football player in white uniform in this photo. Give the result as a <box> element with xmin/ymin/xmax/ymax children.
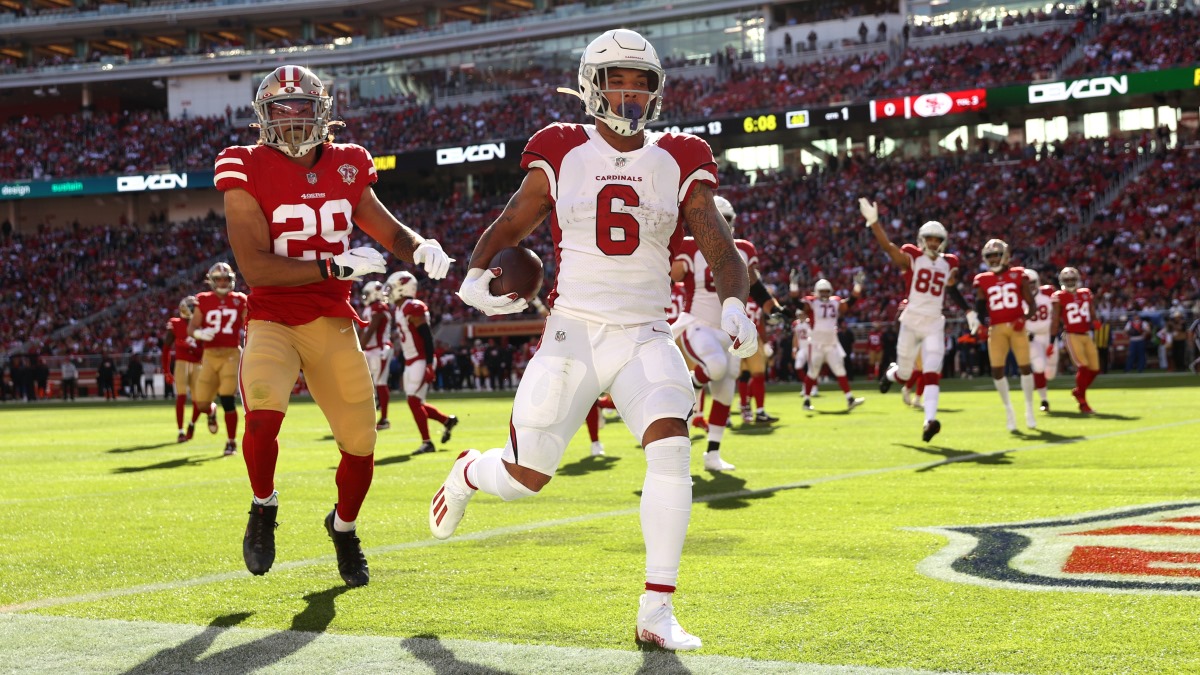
<box><xmin>358</xmin><ymin>280</ymin><xmax>393</xmax><ymax>431</ymax></box>
<box><xmin>861</xmin><ymin>198</ymin><xmax>973</xmax><ymax>442</ymax></box>
<box><xmin>671</xmin><ymin>194</ymin><xmax>781</xmax><ymax>472</ymax></box>
<box><xmin>1023</xmin><ymin>268</ymin><xmax>1058</xmax><ymax>412</ymax></box>
<box><xmin>387</xmin><ymin>271</ymin><xmax>458</xmax><ymax>455</ymax></box>
<box><xmin>797</xmin><ymin>278</ymin><xmax>865</xmax><ymax>412</ymax></box>
<box><xmin>430</xmin><ymin>29</ymin><xmax>757</xmax><ymax>652</ymax></box>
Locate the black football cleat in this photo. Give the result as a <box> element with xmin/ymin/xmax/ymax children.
<box><xmin>879</xmin><ymin>376</ymin><xmax>892</xmax><ymax>394</ymax></box>
<box><xmin>1039</xmin><ymin>400</ymin><xmax>1050</xmax><ymax>412</ymax></box>
<box><xmin>324</xmin><ymin>507</ymin><xmax>369</xmax><ymax>588</ymax></box>
<box><xmin>243</xmin><ymin>502</ymin><xmax>278</xmax><ymax>576</ymax></box>
<box><xmin>754</xmin><ymin>410</ymin><xmax>779</xmax><ymax>423</ymax></box>
<box><xmin>413</xmin><ymin>440</ymin><xmax>436</xmax><ymax>455</ymax></box>
<box><xmin>441</xmin><ymin>415</ymin><xmax>459</xmax><ymax>444</ymax></box>
<box><xmin>922</xmin><ymin>419</ymin><xmax>941</xmax><ymax>443</ymax></box>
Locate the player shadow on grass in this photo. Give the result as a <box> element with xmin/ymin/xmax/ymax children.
<box><xmin>1049</xmin><ymin>410</ymin><xmax>1140</xmax><ymax>421</ymax></box>
<box><xmin>897</xmin><ymin>444</ymin><xmax>1015</xmax><ymax>473</ymax></box>
<box><xmin>375</xmin><ymin>452</ymin><xmax>416</xmax><ymax>467</ymax></box>
<box><xmin>122</xmin><ymin>586</ymin><xmax>350</xmax><ymax>675</ymax></box>
<box><xmin>636</xmin><ymin>650</ymin><xmax>693</xmax><ymax>674</ymax></box>
<box><xmin>688</xmin><ymin>471</ymin><xmax>788</xmax><ymax>510</ymax></box>
<box><xmin>106</xmin><ymin>442</ymin><xmax>178</xmax><ymax>454</ymax></box>
<box><xmin>400</xmin><ymin>634</ymin><xmax>517</xmax><ymax>674</ymax></box>
<box><xmin>557</xmin><ymin>454</ymin><xmax>621</xmax><ymax>477</ymax></box>
<box><xmin>729</xmin><ymin>422</ymin><xmax>779</xmax><ymax>436</ymax></box>
<box><xmin>112</xmin><ymin>455</ymin><xmax>223</xmax><ymax>474</ymax></box>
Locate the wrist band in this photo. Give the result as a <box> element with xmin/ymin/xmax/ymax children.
<box><xmin>319</xmin><ymin>258</ymin><xmax>332</xmax><ymax>279</ymax></box>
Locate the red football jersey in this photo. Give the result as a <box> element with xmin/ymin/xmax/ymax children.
<box><xmin>194</xmin><ymin>291</ymin><xmax>248</xmax><ymax>349</ymax></box>
<box><xmin>867</xmin><ymin>329</ymin><xmax>883</xmax><ymax>352</ymax></box>
<box><xmin>973</xmin><ymin>267</ymin><xmax>1028</xmax><ymax>325</ymax></box>
<box><xmin>1052</xmin><ymin>288</ymin><xmax>1095</xmax><ymax>334</ymax></box>
<box><xmin>213</xmin><ymin>143</ymin><xmax>378</xmax><ymax>326</ymax></box>
<box><xmin>166</xmin><ymin>316</ymin><xmax>203</xmax><ymax>363</ymax></box>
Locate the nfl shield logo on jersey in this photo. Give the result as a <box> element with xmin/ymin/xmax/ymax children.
<box><xmin>912</xmin><ymin>502</ymin><xmax>1200</xmax><ymax>596</ymax></box>
<box><xmin>614</xmin><ymin>156</ymin><xmax>628</xmax><ymax>168</ymax></box>
<box><xmin>338</xmin><ymin>163</ymin><xmax>358</xmax><ymax>185</ymax></box>
<box><xmin>305</xmin><ymin>172</ymin><xmax>318</xmax><ymax>185</ymax></box>
<box><xmin>555</xmin><ymin>331</ymin><xmax>566</xmax><ymax>342</ymax></box>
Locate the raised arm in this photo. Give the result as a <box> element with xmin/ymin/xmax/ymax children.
<box><xmin>860</xmin><ymin>198</ymin><xmax>910</xmax><ymax>270</ymax></box>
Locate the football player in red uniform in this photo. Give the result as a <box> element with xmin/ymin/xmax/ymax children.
<box><xmin>217</xmin><ymin>65</ymin><xmax>453</xmax><ymax>588</ymax></box>
<box><xmin>189</xmin><ymin>262</ymin><xmax>248</xmax><ymax>455</ymax></box>
<box><xmin>162</xmin><ymin>295</ymin><xmax>211</xmax><ymax>442</ymax></box>
<box><xmin>972</xmin><ymin>239</ymin><xmax>1038</xmax><ymax>432</ymax></box>
<box><xmin>1050</xmin><ymin>267</ymin><xmax>1100</xmax><ymax>414</ymax></box>
<box><xmin>386</xmin><ymin>270</ymin><xmax>457</xmax><ymax>455</ymax></box>
<box><xmin>357</xmin><ymin>280</ymin><xmax>392</xmax><ymax>431</ymax></box>
<box><xmin>429</xmin><ymin>29</ymin><xmax>757</xmax><ymax>651</ymax></box>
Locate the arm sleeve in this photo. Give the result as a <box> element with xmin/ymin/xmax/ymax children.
<box><xmin>974</xmin><ymin>297</ymin><xmax>989</xmax><ymax>324</ymax></box>
<box><xmin>749</xmin><ymin>279</ymin><xmax>773</xmax><ymax>306</ymax></box>
<box><xmin>946</xmin><ymin>284</ymin><xmax>969</xmax><ymax>311</ymax></box>
<box><xmin>417</xmin><ymin>323</ymin><xmax>435</xmax><ymax>365</ymax></box>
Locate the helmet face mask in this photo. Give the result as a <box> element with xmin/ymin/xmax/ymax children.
<box><xmin>360</xmin><ymin>280</ymin><xmax>385</xmax><ymax>305</ymax></box>
<box><xmin>1059</xmin><ymin>266</ymin><xmax>1081</xmax><ymax>292</ymax></box>
<box><xmin>206</xmin><ymin>262</ymin><xmax>236</xmax><ymax>296</ymax></box>
<box><xmin>576</xmin><ymin>29</ymin><xmax>664</xmax><ymax>137</ymax></box>
<box><xmin>385</xmin><ymin>271</ymin><xmax>418</xmax><ymax>302</ymax></box>
<box><xmin>253</xmin><ymin>65</ymin><xmax>334</xmax><ymax>158</ymax></box>
<box><xmin>814</xmin><ymin>279</ymin><xmax>833</xmax><ymax>300</ymax></box>
<box><xmin>917</xmin><ymin>221</ymin><xmax>948</xmax><ymax>260</ymax></box>
<box><xmin>981</xmin><ymin>238</ymin><xmax>1010</xmax><ymax>273</ymax></box>
<box><xmin>179</xmin><ymin>295</ymin><xmax>197</xmax><ymax>319</ymax></box>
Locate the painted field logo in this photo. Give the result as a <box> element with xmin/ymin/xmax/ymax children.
<box><xmin>913</xmin><ymin>502</ymin><xmax>1200</xmax><ymax>595</ymax></box>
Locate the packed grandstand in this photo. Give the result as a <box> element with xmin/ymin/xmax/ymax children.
<box><xmin>0</xmin><ymin>0</ymin><xmax>1196</xmax><ymax>400</ymax></box>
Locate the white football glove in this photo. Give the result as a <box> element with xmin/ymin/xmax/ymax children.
<box><xmin>859</xmin><ymin>197</ymin><xmax>878</xmax><ymax>226</ymax></box>
<box><xmin>456</xmin><ymin>267</ymin><xmax>528</xmax><ymax>317</ymax></box>
<box><xmin>413</xmin><ymin>239</ymin><xmax>454</xmax><ymax>280</ymax></box>
<box><xmin>193</xmin><ymin>327</ymin><xmax>217</xmax><ymax>342</ymax></box>
<box><xmin>328</xmin><ymin>247</ymin><xmax>387</xmax><ymax>281</ymax></box>
<box><xmin>721</xmin><ymin>298</ymin><xmax>758</xmax><ymax>358</ymax></box>
<box><xmin>965</xmin><ymin>310</ymin><xmax>981</xmax><ymax>334</ymax></box>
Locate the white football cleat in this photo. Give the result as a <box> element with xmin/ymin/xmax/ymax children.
<box><xmin>590</xmin><ymin>441</ymin><xmax>605</xmax><ymax>457</ymax></box>
<box><xmin>703</xmin><ymin>451</ymin><xmax>735</xmax><ymax>472</ymax></box>
<box><xmin>1025</xmin><ymin>409</ymin><xmax>1037</xmax><ymax>430</ymax></box>
<box><xmin>429</xmin><ymin>449</ymin><xmax>479</xmax><ymax>540</ymax></box>
<box><xmin>636</xmin><ymin>594</ymin><xmax>702</xmax><ymax>652</ymax></box>
<box><xmin>1006</xmin><ymin>411</ymin><xmax>1018</xmax><ymax>432</ymax></box>
<box><xmin>847</xmin><ymin>396</ymin><xmax>865</xmax><ymax>411</ymax></box>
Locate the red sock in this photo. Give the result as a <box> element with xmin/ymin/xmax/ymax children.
<box><xmin>1082</xmin><ymin>367</ymin><xmax>1098</xmax><ymax>391</ymax></box>
<box><xmin>1075</xmin><ymin>368</ymin><xmax>1088</xmax><ymax>394</ymax></box>
<box><xmin>803</xmin><ymin>374</ymin><xmax>813</xmax><ymax>396</ymax></box>
<box><xmin>737</xmin><ymin>379</ymin><xmax>749</xmax><ymax>408</ymax></box>
<box><xmin>905</xmin><ymin>371</ymin><xmax>920</xmax><ymax>389</ymax></box>
<box><xmin>915</xmin><ymin>373</ymin><xmax>926</xmax><ymax>397</ymax></box>
<box><xmin>751</xmin><ymin>374</ymin><xmax>766</xmax><ymax>408</ymax></box>
<box><xmin>224</xmin><ymin>410</ymin><xmax>238</xmax><ymax>441</ymax></box>
<box><xmin>408</xmin><ymin>396</ymin><xmax>431</xmax><ymax>441</ymax></box>
<box><xmin>376</xmin><ymin>385</ymin><xmax>389</xmax><ymax>420</ymax></box>
<box><xmin>597</xmin><ymin>396</ymin><xmax>617</xmax><ymax>410</ymax></box>
<box><xmin>586</xmin><ymin>403</ymin><xmax>600</xmax><ymax>442</ymax></box>
<box><xmin>836</xmin><ymin>375</ymin><xmax>851</xmax><ymax>394</ymax></box>
<box><xmin>335</xmin><ymin>450</ymin><xmax>374</xmax><ymax>523</ymax></box>
<box><xmin>696</xmin><ymin>388</ymin><xmax>706</xmax><ymax>415</ymax></box>
<box><xmin>1033</xmin><ymin>372</ymin><xmax>1046</xmax><ymax>389</ymax></box>
<box><xmin>708</xmin><ymin>401</ymin><xmax>731</xmax><ymax>427</ymax></box>
<box><xmin>423</xmin><ymin>402</ymin><xmax>449</xmax><ymax>425</ymax></box>
<box><xmin>175</xmin><ymin>395</ymin><xmax>186</xmax><ymax>428</ymax></box>
<box><xmin>190</xmin><ymin>403</ymin><xmax>203</xmax><ymax>424</ymax></box>
<box><xmin>243</xmin><ymin>410</ymin><xmax>283</xmax><ymax>500</ymax></box>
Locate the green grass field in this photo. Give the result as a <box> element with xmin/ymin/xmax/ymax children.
<box><xmin>2</xmin><ymin>373</ymin><xmax>1199</xmax><ymax>674</ymax></box>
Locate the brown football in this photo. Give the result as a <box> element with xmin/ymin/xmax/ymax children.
<box><xmin>488</xmin><ymin>246</ymin><xmax>544</xmax><ymax>302</ymax></box>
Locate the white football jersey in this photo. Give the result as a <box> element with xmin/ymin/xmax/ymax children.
<box><xmin>522</xmin><ymin>123</ymin><xmax>717</xmax><ymax>325</ymax></box>
<box><xmin>673</xmin><ymin>237</ymin><xmax>757</xmax><ymax>328</ymax></box>
<box><xmin>802</xmin><ymin>295</ymin><xmax>841</xmax><ymax>344</ymax></box>
<box><xmin>1026</xmin><ymin>285</ymin><xmax>1056</xmax><ymax>336</ymax></box>
<box><xmin>792</xmin><ymin>318</ymin><xmax>811</xmax><ymax>343</ymax></box>
<box><xmin>900</xmin><ymin>243</ymin><xmax>959</xmax><ymax>320</ymax></box>
<box><xmin>393</xmin><ymin>297</ymin><xmax>431</xmax><ymax>363</ymax></box>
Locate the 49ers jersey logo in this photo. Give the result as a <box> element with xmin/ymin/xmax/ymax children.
<box><xmin>913</xmin><ymin>502</ymin><xmax>1200</xmax><ymax>595</ymax></box>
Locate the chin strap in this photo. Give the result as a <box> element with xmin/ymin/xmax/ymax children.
<box><xmin>556</xmin><ymin>87</ymin><xmax>583</xmax><ymax>100</ymax></box>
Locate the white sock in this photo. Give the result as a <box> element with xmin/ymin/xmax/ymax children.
<box><xmin>706</xmin><ymin>423</ymin><xmax>726</xmax><ymax>444</ymax></box>
<box><xmin>642</xmin><ymin>437</ymin><xmax>692</xmax><ymax>589</ymax></box>
<box><xmin>923</xmin><ymin>384</ymin><xmax>939</xmax><ymax>422</ymax></box>
<box><xmin>993</xmin><ymin>377</ymin><xmax>1013</xmax><ymax>411</ymax></box>
<box><xmin>1038</xmin><ymin>387</ymin><xmax>1048</xmax><ymax>402</ymax></box>
<box><xmin>1020</xmin><ymin>373</ymin><xmax>1035</xmax><ymax>407</ymax></box>
<box><xmin>468</xmin><ymin>448</ymin><xmax>535</xmax><ymax>501</ymax></box>
<box><xmin>333</xmin><ymin>513</ymin><xmax>355</xmax><ymax>532</ymax></box>
<box><xmin>756</xmin><ymin>407</ymin><xmax>765</xmax><ymax>415</ymax></box>
<box><xmin>253</xmin><ymin>491</ymin><xmax>278</xmax><ymax>507</ymax></box>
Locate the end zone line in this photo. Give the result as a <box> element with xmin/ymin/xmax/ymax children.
<box><xmin>4</xmin><ymin>417</ymin><xmax>1195</xmax><ymax>614</ymax></box>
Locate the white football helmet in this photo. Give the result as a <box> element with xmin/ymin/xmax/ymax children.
<box><xmin>981</xmin><ymin>238</ymin><xmax>1009</xmax><ymax>273</ymax></box>
<box><xmin>385</xmin><ymin>270</ymin><xmax>418</xmax><ymax>302</ymax></box>
<box><xmin>206</xmin><ymin>262</ymin><xmax>235</xmax><ymax>296</ymax></box>
<box><xmin>573</xmin><ymin>29</ymin><xmax>664</xmax><ymax>136</ymax></box>
<box><xmin>917</xmin><ymin>221</ymin><xmax>947</xmax><ymax>260</ymax></box>
<box><xmin>1023</xmin><ymin>268</ymin><xmax>1040</xmax><ymax>287</ymax></box>
<box><xmin>714</xmin><ymin>195</ymin><xmax>736</xmax><ymax>230</ymax></box>
<box><xmin>252</xmin><ymin>65</ymin><xmax>334</xmax><ymax>158</ymax></box>
<box><xmin>814</xmin><ymin>279</ymin><xmax>833</xmax><ymax>300</ymax></box>
<box><xmin>360</xmin><ymin>280</ymin><xmax>385</xmax><ymax>305</ymax></box>
<box><xmin>1059</xmin><ymin>266</ymin><xmax>1081</xmax><ymax>292</ymax></box>
<box><xmin>179</xmin><ymin>295</ymin><xmax>197</xmax><ymax>319</ymax></box>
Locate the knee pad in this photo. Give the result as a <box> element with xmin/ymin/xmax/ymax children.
<box><xmin>644</xmin><ymin>437</ymin><xmax>691</xmax><ymax>479</ymax></box>
<box><xmin>220</xmin><ymin>395</ymin><xmax>237</xmax><ymax>413</ymax></box>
